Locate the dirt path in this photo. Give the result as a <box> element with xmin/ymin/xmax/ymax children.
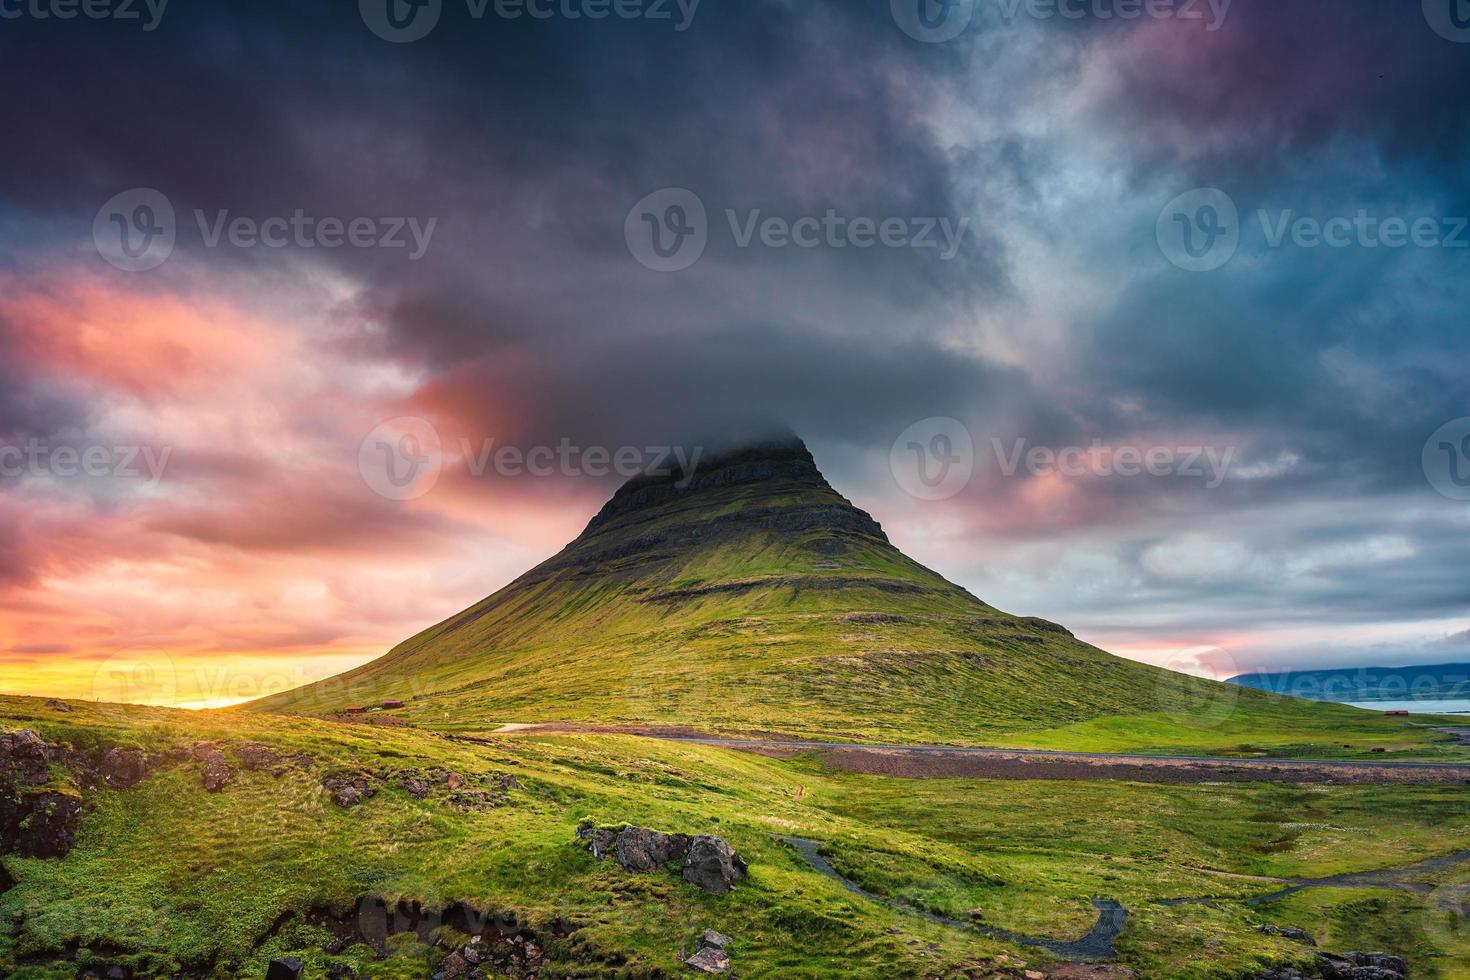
<box><xmin>486</xmin><ymin>725</ymin><xmax>1470</xmax><ymax>785</ymax></box>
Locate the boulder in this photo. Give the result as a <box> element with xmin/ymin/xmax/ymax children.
<box><xmin>615</xmin><ymin>826</ymin><xmax>691</xmax><ymax>873</ymax></box>
<box><xmin>190</xmin><ymin>741</ymin><xmax>217</xmax><ymax>761</ymax></box>
<box><xmin>1259</xmin><ymin>924</ymin><xmax>1317</xmax><ymax>946</ymax></box>
<box><xmin>498</xmin><ymin>773</ymin><xmax>521</xmax><ymax>791</ymax></box>
<box><xmin>0</xmin><ymin>730</ymin><xmax>51</xmax><ymax>785</ymax></box>
<box><xmin>684</xmin><ymin>947</ymin><xmax>731</xmax><ymax>973</ymax></box>
<box><xmin>44</xmin><ymin>699</ymin><xmax>72</xmax><ymax>713</ymax></box>
<box><xmin>446</xmin><ymin>772</ymin><xmax>465</xmax><ymax>790</ymax></box>
<box><xmin>1347</xmin><ymin>953</ymin><xmax>1408</xmax><ymax>975</ymax></box>
<box><xmin>100</xmin><ymin>748</ymin><xmax>149</xmax><ymax>789</ymax></box>
<box><xmin>200</xmin><ymin>751</ymin><xmax>233</xmax><ymax>792</ymax></box>
<box><xmin>438</xmin><ymin>951</ymin><xmax>468</xmax><ymax>978</ymax></box>
<box><xmin>702</xmin><ymin>929</ymin><xmax>733</xmax><ymax>949</ymax></box>
<box><xmin>682</xmin><ymin>835</ymin><xmax>748</xmax><ymax>894</ymax></box>
<box><xmin>266</xmin><ymin>957</ymin><xmax>302</xmax><ymax>980</ymax></box>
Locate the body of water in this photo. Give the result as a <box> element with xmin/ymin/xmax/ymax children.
<box><xmin>1344</xmin><ymin>698</ymin><xmax>1470</xmax><ymax>716</ymax></box>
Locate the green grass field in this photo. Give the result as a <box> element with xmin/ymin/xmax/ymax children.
<box><xmin>3</xmin><ymin>697</ymin><xmax>1469</xmax><ymax>979</ymax></box>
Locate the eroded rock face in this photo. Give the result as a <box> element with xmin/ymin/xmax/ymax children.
<box><xmin>0</xmin><ymin>730</ymin><xmax>51</xmax><ymax>786</ymax></box>
<box><xmin>682</xmin><ymin>836</ymin><xmax>748</xmax><ymax>894</ymax></box>
<box><xmin>0</xmin><ymin>790</ymin><xmax>81</xmax><ymax>858</ymax></box>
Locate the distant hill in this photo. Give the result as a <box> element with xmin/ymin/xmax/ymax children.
<box><xmin>249</xmin><ymin>436</ymin><xmax>1388</xmax><ymax>749</ymax></box>
<box><xmin>1230</xmin><ymin>663</ymin><xmax>1470</xmax><ymax>703</ymax></box>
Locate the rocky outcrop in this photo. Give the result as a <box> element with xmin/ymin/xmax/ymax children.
<box><xmin>0</xmin><ymin>790</ymin><xmax>81</xmax><ymax>858</ymax></box>
<box><xmin>579</xmin><ymin>823</ymin><xmax>747</xmax><ymax>894</ymax></box>
<box><xmin>0</xmin><ymin>730</ymin><xmax>79</xmax><ymax>859</ymax></box>
<box><xmin>0</xmin><ymin>730</ymin><xmax>51</xmax><ymax>785</ymax></box>
<box><xmin>682</xmin><ymin>835</ymin><xmax>748</xmax><ymax>894</ymax></box>
<box><xmin>1255</xmin><ymin>950</ymin><xmax>1409</xmax><ymax>980</ymax></box>
<box><xmin>614</xmin><ymin>826</ymin><xmax>691</xmax><ymax>873</ymax></box>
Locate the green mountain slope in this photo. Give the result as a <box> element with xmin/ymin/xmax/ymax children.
<box><xmin>248</xmin><ymin>438</ymin><xmax>1442</xmax><ymax>753</ymax></box>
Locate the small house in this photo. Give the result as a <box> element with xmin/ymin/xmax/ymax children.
<box><xmin>1384</xmin><ymin>710</ymin><xmax>1410</xmax><ymax>717</ymax></box>
<box><xmin>344</xmin><ymin>706</ymin><xmax>367</xmax><ymax>715</ymax></box>
<box><xmin>382</xmin><ymin>699</ymin><xmax>405</xmax><ymax>710</ymax></box>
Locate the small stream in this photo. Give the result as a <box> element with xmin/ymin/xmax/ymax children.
<box><xmin>776</xmin><ymin>836</ymin><xmax>1127</xmax><ymax>960</ymax></box>
<box><xmin>779</xmin><ymin>837</ymin><xmax>1470</xmax><ymax>962</ymax></box>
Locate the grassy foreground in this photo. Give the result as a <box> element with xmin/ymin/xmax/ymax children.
<box><xmin>3</xmin><ymin>697</ymin><xmax>1469</xmax><ymax>979</ymax></box>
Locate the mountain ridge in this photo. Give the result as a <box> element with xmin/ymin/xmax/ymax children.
<box><xmin>248</xmin><ymin>435</ymin><xmax>1371</xmax><ymax>750</ymax></box>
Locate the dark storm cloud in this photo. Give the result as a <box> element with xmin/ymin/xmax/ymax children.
<box><xmin>0</xmin><ymin>0</ymin><xmax>1466</xmax><ymax>673</ymax></box>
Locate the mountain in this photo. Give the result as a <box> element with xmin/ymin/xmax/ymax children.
<box><xmin>249</xmin><ymin>437</ymin><xmax>1364</xmax><ymax>747</ymax></box>
<box><xmin>1231</xmin><ymin>662</ymin><xmax>1470</xmax><ymax>704</ymax></box>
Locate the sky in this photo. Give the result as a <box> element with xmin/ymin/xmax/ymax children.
<box><xmin>0</xmin><ymin>0</ymin><xmax>1468</xmax><ymax>708</ymax></box>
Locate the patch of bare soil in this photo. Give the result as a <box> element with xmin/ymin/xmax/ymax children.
<box><xmin>815</xmin><ymin>747</ymin><xmax>1470</xmax><ymax>785</ymax></box>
